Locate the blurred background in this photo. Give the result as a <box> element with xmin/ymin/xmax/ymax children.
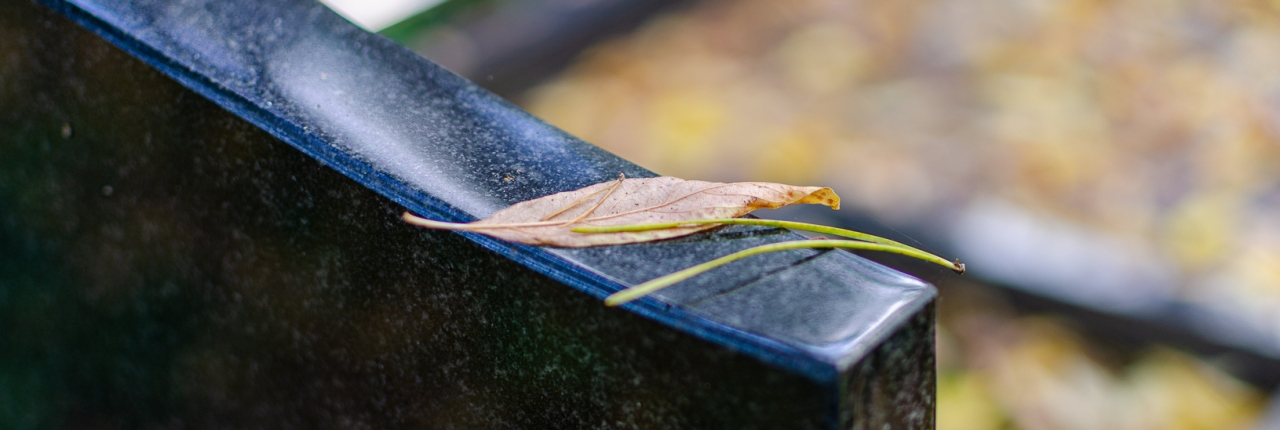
<box><xmin>323</xmin><ymin>0</ymin><xmax>1280</xmax><ymax>428</ymax></box>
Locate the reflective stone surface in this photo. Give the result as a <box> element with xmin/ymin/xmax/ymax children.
<box><xmin>0</xmin><ymin>3</ymin><xmax>828</xmax><ymax>428</ymax></box>
<box><xmin>2</xmin><ymin>0</ymin><xmax>936</xmax><ymax>428</ymax></box>
<box><xmin>38</xmin><ymin>0</ymin><xmax>937</xmax><ymax>366</ymax></box>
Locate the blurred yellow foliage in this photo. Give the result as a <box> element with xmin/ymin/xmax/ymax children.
<box><xmin>521</xmin><ymin>1</ymin><xmax>1280</xmax><ymax>424</ymax></box>
<box><xmin>941</xmin><ymin>313</ymin><xmax>1264</xmax><ymax>430</ymax></box>
<box><xmin>521</xmin><ymin>0</ymin><xmax>1280</xmax><ymax>311</ymax></box>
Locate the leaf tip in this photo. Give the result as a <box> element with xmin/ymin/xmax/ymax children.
<box><xmin>825</xmin><ymin>191</ymin><xmax>841</xmax><ymax>210</ymax></box>
<box><xmin>800</xmin><ymin>187</ymin><xmax>841</xmax><ymax>210</ymax></box>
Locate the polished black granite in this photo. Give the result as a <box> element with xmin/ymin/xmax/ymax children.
<box><xmin>2</xmin><ymin>0</ymin><xmax>936</xmax><ymax>427</ymax></box>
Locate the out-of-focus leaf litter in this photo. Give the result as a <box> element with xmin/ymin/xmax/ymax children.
<box><xmin>519</xmin><ymin>0</ymin><xmax>1278</xmax><ymax>427</ymax></box>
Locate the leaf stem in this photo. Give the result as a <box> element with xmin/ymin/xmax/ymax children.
<box><xmin>403</xmin><ymin>212</ymin><xmax>564</xmax><ymax>230</ymax></box>
<box><xmin>574</xmin><ymin>218</ymin><xmax>961</xmax><ymax>273</ymax></box>
<box><xmin>605</xmin><ymin>239</ymin><xmax>956</xmax><ymax>306</ymax></box>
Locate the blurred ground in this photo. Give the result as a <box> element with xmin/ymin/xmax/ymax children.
<box><xmin>509</xmin><ymin>0</ymin><xmax>1280</xmax><ymax>428</ymax></box>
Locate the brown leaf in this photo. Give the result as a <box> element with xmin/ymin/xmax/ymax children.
<box><xmin>403</xmin><ymin>176</ymin><xmax>840</xmax><ymax>247</ymax></box>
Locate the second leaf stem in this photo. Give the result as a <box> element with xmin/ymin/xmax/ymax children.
<box><xmin>574</xmin><ymin>218</ymin><xmax>962</xmax><ymax>273</ymax></box>
<box><xmin>604</xmin><ymin>240</ymin><xmax>944</xmax><ymax>306</ymax></box>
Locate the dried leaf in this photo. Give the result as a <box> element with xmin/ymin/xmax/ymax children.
<box><xmin>403</xmin><ymin>176</ymin><xmax>840</xmax><ymax>247</ymax></box>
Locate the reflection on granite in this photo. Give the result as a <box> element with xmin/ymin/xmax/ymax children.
<box><xmin>2</xmin><ymin>0</ymin><xmax>936</xmax><ymax>428</ymax></box>
<box><xmin>0</xmin><ymin>2</ymin><xmax>826</xmax><ymax>427</ymax></box>
<box><xmin>39</xmin><ymin>0</ymin><xmax>938</xmax><ymax>372</ymax></box>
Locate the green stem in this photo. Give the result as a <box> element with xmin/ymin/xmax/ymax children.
<box><xmin>605</xmin><ymin>240</ymin><xmax>963</xmax><ymax>306</ymax></box>
<box><xmin>575</xmin><ymin>218</ymin><xmax>960</xmax><ymax>273</ymax></box>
